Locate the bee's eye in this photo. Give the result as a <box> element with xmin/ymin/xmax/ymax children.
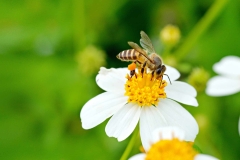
<box><xmin>156</xmin><ymin>68</ymin><xmax>162</xmax><ymax>74</ymax></box>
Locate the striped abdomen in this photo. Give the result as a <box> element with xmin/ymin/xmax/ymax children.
<box><xmin>116</xmin><ymin>49</ymin><xmax>138</xmax><ymax>61</ymax></box>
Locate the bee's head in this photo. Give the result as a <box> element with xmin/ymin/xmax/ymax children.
<box><xmin>151</xmin><ymin>53</ymin><xmax>162</xmax><ymax>68</ymax></box>
<box><xmin>156</xmin><ymin>65</ymin><xmax>166</xmax><ymax>76</ymax></box>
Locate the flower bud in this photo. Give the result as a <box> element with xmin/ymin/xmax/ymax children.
<box><xmin>195</xmin><ymin>114</ymin><xmax>209</xmax><ymax>131</ymax></box>
<box><xmin>160</xmin><ymin>24</ymin><xmax>181</xmax><ymax>47</ymax></box>
<box><xmin>76</xmin><ymin>45</ymin><xmax>106</xmax><ymax>75</ymax></box>
<box><xmin>188</xmin><ymin>68</ymin><xmax>210</xmax><ymax>92</ymax></box>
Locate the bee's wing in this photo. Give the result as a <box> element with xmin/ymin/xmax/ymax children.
<box><xmin>128</xmin><ymin>41</ymin><xmax>148</xmax><ymax>56</ymax></box>
<box><xmin>128</xmin><ymin>41</ymin><xmax>153</xmax><ymax>63</ymax></box>
<box><xmin>140</xmin><ymin>31</ymin><xmax>156</xmax><ymax>54</ymax></box>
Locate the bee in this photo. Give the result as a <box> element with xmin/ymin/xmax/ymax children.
<box><xmin>116</xmin><ymin>31</ymin><xmax>171</xmax><ymax>85</ymax></box>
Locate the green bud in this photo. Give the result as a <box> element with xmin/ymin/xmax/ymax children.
<box><xmin>195</xmin><ymin>114</ymin><xmax>209</xmax><ymax>131</ymax></box>
<box><xmin>160</xmin><ymin>24</ymin><xmax>181</xmax><ymax>47</ymax></box>
<box><xmin>76</xmin><ymin>45</ymin><xmax>106</xmax><ymax>75</ymax></box>
<box><xmin>188</xmin><ymin>67</ymin><xmax>210</xmax><ymax>92</ymax></box>
<box><xmin>177</xmin><ymin>63</ymin><xmax>192</xmax><ymax>74</ymax></box>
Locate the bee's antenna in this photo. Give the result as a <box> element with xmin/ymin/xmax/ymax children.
<box><xmin>164</xmin><ymin>74</ymin><xmax>172</xmax><ymax>85</ymax></box>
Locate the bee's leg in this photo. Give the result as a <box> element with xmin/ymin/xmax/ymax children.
<box><xmin>128</xmin><ymin>61</ymin><xmax>138</xmax><ymax>78</ymax></box>
<box><xmin>136</xmin><ymin>60</ymin><xmax>142</xmax><ymax>65</ymax></box>
<box><xmin>130</xmin><ymin>70</ymin><xmax>137</xmax><ymax>78</ymax></box>
<box><xmin>130</xmin><ymin>70</ymin><xmax>135</xmax><ymax>78</ymax></box>
<box><xmin>151</xmin><ymin>70</ymin><xmax>155</xmax><ymax>81</ymax></box>
<box><xmin>141</xmin><ymin>61</ymin><xmax>147</xmax><ymax>77</ymax></box>
<box><xmin>155</xmin><ymin>68</ymin><xmax>163</xmax><ymax>87</ymax></box>
<box><xmin>159</xmin><ymin>76</ymin><xmax>163</xmax><ymax>88</ymax></box>
<box><xmin>133</xmin><ymin>61</ymin><xmax>139</xmax><ymax>78</ymax></box>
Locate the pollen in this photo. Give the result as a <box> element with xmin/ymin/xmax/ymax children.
<box><xmin>128</xmin><ymin>62</ymin><xmax>137</xmax><ymax>71</ymax></box>
<box><xmin>145</xmin><ymin>138</ymin><xmax>198</xmax><ymax>160</ymax></box>
<box><xmin>125</xmin><ymin>68</ymin><xmax>167</xmax><ymax>106</ymax></box>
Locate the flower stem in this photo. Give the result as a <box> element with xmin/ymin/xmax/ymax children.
<box><xmin>120</xmin><ymin>127</ymin><xmax>139</xmax><ymax>160</ymax></box>
<box><xmin>174</xmin><ymin>0</ymin><xmax>229</xmax><ymax>62</ymax></box>
<box><xmin>162</xmin><ymin>45</ymin><xmax>172</xmax><ymax>58</ymax></box>
<box><xmin>73</xmin><ymin>0</ymin><xmax>86</xmax><ymax>50</ymax></box>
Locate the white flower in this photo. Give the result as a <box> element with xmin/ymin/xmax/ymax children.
<box><xmin>206</xmin><ymin>56</ymin><xmax>240</xmax><ymax>96</ymax></box>
<box><xmin>129</xmin><ymin>127</ymin><xmax>218</xmax><ymax>160</ymax></box>
<box><xmin>80</xmin><ymin>66</ymin><xmax>199</xmax><ymax>150</ymax></box>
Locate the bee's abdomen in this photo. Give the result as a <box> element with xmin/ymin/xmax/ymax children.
<box><xmin>117</xmin><ymin>49</ymin><xmax>138</xmax><ymax>61</ymax></box>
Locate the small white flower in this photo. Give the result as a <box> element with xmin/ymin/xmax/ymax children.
<box><xmin>206</xmin><ymin>56</ymin><xmax>240</xmax><ymax>96</ymax></box>
<box><xmin>80</xmin><ymin>66</ymin><xmax>199</xmax><ymax>150</ymax></box>
<box><xmin>129</xmin><ymin>127</ymin><xmax>218</xmax><ymax>160</ymax></box>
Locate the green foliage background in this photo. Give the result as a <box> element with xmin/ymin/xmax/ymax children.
<box><xmin>0</xmin><ymin>0</ymin><xmax>240</xmax><ymax>159</ymax></box>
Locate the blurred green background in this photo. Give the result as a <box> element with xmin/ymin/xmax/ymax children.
<box><xmin>1</xmin><ymin>0</ymin><xmax>240</xmax><ymax>159</ymax></box>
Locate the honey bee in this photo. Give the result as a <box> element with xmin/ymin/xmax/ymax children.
<box><xmin>116</xmin><ymin>31</ymin><xmax>171</xmax><ymax>84</ymax></box>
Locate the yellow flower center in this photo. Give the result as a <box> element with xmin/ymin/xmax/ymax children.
<box><xmin>124</xmin><ymin>68</ymin><xmax>167</xmax><ymax>106</ymax></box>
<box><xmin>145</xmin><ymin>138</ymin><xmax>198</xmax><ymax>160</ymax></box>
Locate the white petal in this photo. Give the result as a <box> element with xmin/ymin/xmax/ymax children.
<box><xmin>105</xmin><ymin>103</ymin><xmax>141</xmax><ymax>141</ymax></box>
<box><xmin>194</xmin><ymin>154</ymin><xmax>219</xmax><ymax>160</ymax></box>
<box><xmin>206</xmin><ymin>76</ymin><xmax>240</xmax><ymax>96</ymax></box>
<box><xmin>139</xmin><ymin>106</ymin><xmax>168</xmax><ymax>151</ymax></box>
<box><xmin>163</xmin><ymin>65</ymin><xmax>181</xmax><ymax>82</ymax></box>
<box><xmin>80</xmin><ymin>92</ymin><xmax>128</xmax><ymax>129</ymax></box>
<box><xmin>165</xmin><ymin>81</ymin><xmax>198</xmax><ymax>107</ymax></box>
<box><xmin>151</xmin><ymin>127</ymin><xmax>185</xmax><ymax>142</ymax></box>
<box><xmin>96</xmin><ymin>67</ymin><xmax>128</xmax><ymax>93</ymax></box>
<box><xmin>128</xmin><ymin>153</ymin><xmax>146</xmax><ymax>160</ymax></box>
<box><xmin>156</xmin><ymin>99</ymin><xmax>199</xmax><ymax>141</ymax></box>
<box><xmin>167</xmin><ymin>81</ymin><xmax>197</xmax><ymax>97</ymax></box>
<box><xmin>213</xmin><ymin>56</ymin><xmax>240</xmax><ymax>77</ymax></box>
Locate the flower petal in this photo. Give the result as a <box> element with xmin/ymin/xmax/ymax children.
<box><xmin>151</xmin><ymin>127</ymin><xmax>185</xmax><ymax>142</ymax></box>
<box><xmin>194</xmin><ymin>154</ymin><xmax>219</xmax><ymax>160</ymax></box>
<box><xmin>163</xmin><ymin>65</ymin><xmax>181</xmax><ymax>82</ymax></box>
<box><xmin>167</xmin><ymin>81</ymin><xmax>197</xmax><ymax>97</ymax></box>
<box><xmin>129</xmin><ymin>153</ymin><xmax>146</xmax><ymax>160</ymax></box>
<box><xmin>139</xmin><ymin>106</ymin><xmax>168</xmax><ymax>151</ymax></box>
<box><xmin>206</xmin><ymin>76</ymin><xmax>240</xmax><ymax>96</ymax></box>
<box><xmin>96</xmin><ymin>67</ymin><xmax>128</xmax><ymax>93</ymax></box>
<box><xmin>105</xmin><ymin>103</ymin><xmax>141</xmax><ymax>141</ymax></box>
<box><xmin>165</xmin><ymin>81</ymin><xmax>198</xmax><ymax>107</ymax></box>
<box><xmin>213</xmin><ymin>56</ymin><xmax>240</xmax><ymax>77</ymax></box>
<box><xmin>156</xmin><ymin>99</ymin><xmax>199</xmax><ymax>142</ymax></box>
<box><xmin>80</xmin><ymin>92</ymin><xmax>128</xmax><ymax>129</ymax></box>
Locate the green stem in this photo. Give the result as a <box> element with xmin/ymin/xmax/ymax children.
<box><xmin>162</xmin><ymin>45</ymin><xmax>173</xmax><ymax>58</ymax></box>
<box><xmin>174</xmin><ymin>0</ymin><xmax>229</xmax><ymax>61</ymax></box>
<box><xmin>73</xmin><ymin>0</ymin><xmax>86</xmax><ymax>50</ymax></box>
<box><xmin>120</xmin><ymin>127</ymin><xmax>139</xmax><ymax>160</ymax></box>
